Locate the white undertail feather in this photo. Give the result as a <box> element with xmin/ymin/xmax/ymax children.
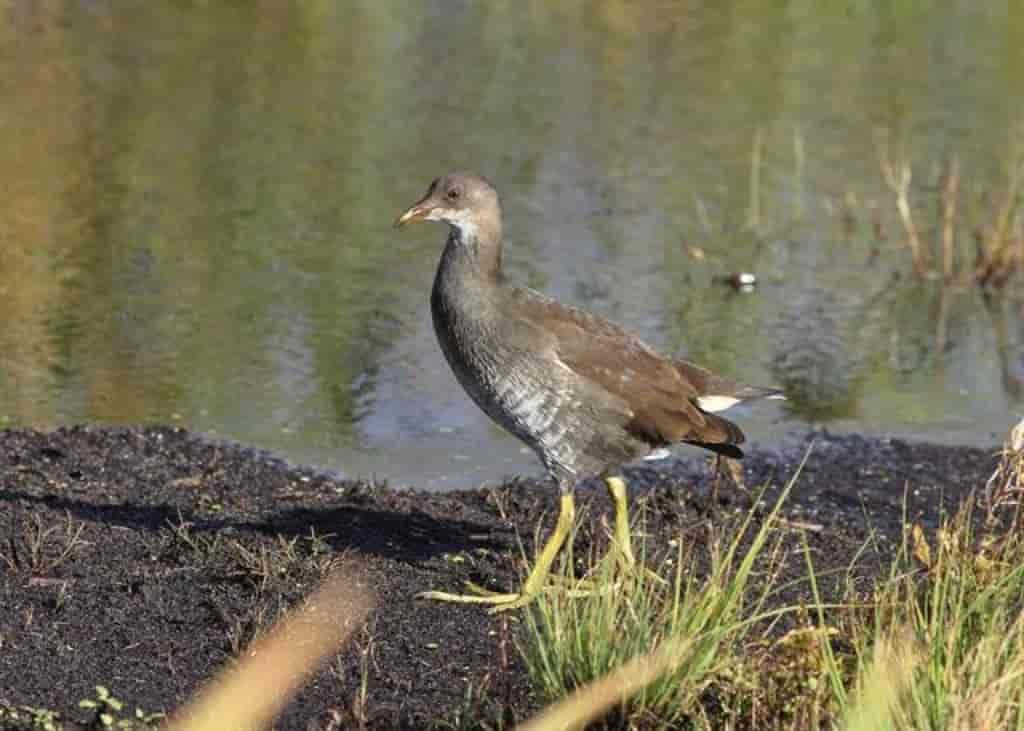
<box><xmin>643</xmin><ymin>448</ymin><xmax>671</xmax><ymax>461</ymax></box>
<box><xmin>697</xmin><ymin>391</ymin><xmax>786</xmax><ymax>413</ymax></box>
<box><xmin>696</xmin><ymin>395</ymin><xmax>741</xmax><ymax>413</ymax></box>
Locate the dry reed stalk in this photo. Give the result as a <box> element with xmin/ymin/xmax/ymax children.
<box><xmin>878</xmin><ymin>139</ymin><xmax>930</xmax><ymax>277</ymax></box>
<box><xmin>516</xmin><ymin>634</ymin><xmax>698</xmax><ymax>731</ymax></box>
<box><xmin>748</xmin><ymin>127</ymin><xmax>763</xmax><ymax>231</ymax></box>
<box><xmin>165</xmin><ymin>567</ymin><xmax>374</xmax><ymax>731</ymax></box>
<box><xmin>941</xmin><ymin>157</ymin><xmax>960</xmax><ymax>282</ymax></box>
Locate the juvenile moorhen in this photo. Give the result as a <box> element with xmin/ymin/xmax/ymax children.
<box><xmin>396</xmin><ymin>172</ymin><xmax>782</xmax><ymax>611</ymax></box>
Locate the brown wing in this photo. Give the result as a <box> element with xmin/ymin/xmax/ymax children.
<box><xmin>502</xmin><ymin>287</ymin><xmax>746</xmax><ymax>456</ymax></box>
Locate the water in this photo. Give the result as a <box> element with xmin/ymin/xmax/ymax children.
<box><xmin>1</xmin><ymin>1</ymin><xmax>1022</xmax><ymax>489</ymax></box>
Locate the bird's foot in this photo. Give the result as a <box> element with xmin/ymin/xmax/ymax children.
<box><xmin>602</xmin><ymin>476</ymin><xmax>667</xmax><ymax>587</ymax></box>
<box><xmin>418</xmin><ymin>492</ymin><xmax>579</xmax><ymax>613</ymax></box>
<box><xmin>418</xmin><ymin>571</ymin><xmax>600</xmax><ymax>612</ymax></box>
<box><xmin>418</xmin><ymin>557</ymin><xmax>658</xmax><ymax>612</ymax></box>
<box><xmin>417</xmin><ymin>583</ymin><xmax>538</xmax><ymax>613</ymax></box>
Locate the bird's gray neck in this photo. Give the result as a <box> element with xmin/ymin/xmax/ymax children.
<box><xmin>437</xmin><ymin>220</ymin><xmax>503</xmax><ymax>285</ymax></box>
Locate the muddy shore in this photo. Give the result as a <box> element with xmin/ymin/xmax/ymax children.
<box><xmin>0</xmin><ymin>425</ymin><xmax>1000</xmax><ymax>728</ymax></box>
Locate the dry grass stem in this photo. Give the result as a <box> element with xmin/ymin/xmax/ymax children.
<box><xmin>747</xmin><ymin>127</ymin><xmax>763</xmax><ymax>230</ymax></box>
<box><xmin>983</xmin><ymin>416</ymin><xmax>1024</xmax><ymax>522</ymax></box>
<box><xmin>516</xmin><ymin>634</ymin><xmax>698</xmax><ymax>731</ymax></box>
<box><xmin>165</xmin><ymin>567</ymin><xmax>374</xmax><ymax>731</ymax></box>
<box><xmin>941</xmin><ymin>156</ymin><xmax>960</xmax><ymax>281</ymax></box>
<box><xmin>878</xmin><ymin>137</ymin><xmax>929</xmax><ymax>276</ymax></box>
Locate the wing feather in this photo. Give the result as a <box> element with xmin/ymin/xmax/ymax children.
<box><xmin>501</xmin><ymin>287</ymin><xmax>747</xmax><ymax>454</ymax></box>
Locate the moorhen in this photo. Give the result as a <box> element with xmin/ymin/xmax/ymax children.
<box><xmin>395</xmin><ymin>172</ymin><xmax>782</xmax><ymax>611</ymax></box>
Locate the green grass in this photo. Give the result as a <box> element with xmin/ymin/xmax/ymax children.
<box><xmin>836</xmin><ymin>499</ymin><xmax>1024</xmax><ymax>731</ymax></box>
<box><xmin>519</xmin><ymin>461</ymin><xmax>801</xmax><ymax>730</ymax></box>
<box><xmin>0</xmin><ymin>687</ymin><xmax>164</xmax><ymax>731</ymax></box>
<box><xmin>516</xmin><ymin>431</ymin><xmax>1024</xmax><ymax>730</ymax></box>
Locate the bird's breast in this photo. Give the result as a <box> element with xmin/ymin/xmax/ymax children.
<box><xmin>431</xmin><ymin>284</ymin><xmax>577</xmax><ymax>440</ymax></box>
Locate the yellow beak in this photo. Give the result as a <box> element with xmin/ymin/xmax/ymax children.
<box><xmin>394</xmin><ymin>202</ymin><xmax>432</xmax><ymax>228</ymax></box>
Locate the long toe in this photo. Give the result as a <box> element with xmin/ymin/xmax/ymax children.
<box><xmin>416</xmin><ymin>588</ymin><xmax>523</xmax><ymax>606</ymax></box>
<box><xmin>417</xmin><ymin>587</ymin><xmax>547</xmax><ymax>613</ymax></box>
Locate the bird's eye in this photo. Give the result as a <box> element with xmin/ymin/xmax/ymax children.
<box><xmin>446</xmin><ymin>188</ymin><xmax>460</xmax><ymax>201</ymax></box>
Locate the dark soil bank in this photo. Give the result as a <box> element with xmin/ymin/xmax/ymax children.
<box><xmin>0</xmin><ymin>426</ymin><xmax>1000</xmax><ymax>729</ymax></box>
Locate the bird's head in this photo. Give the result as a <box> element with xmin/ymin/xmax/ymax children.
<box><xmin>394</xmin><ymin>172</ymin><xmax>500</xmax><ymax>242</ymax></box>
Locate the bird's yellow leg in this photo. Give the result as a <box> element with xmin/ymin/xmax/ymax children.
<box><xmin>602</xmin><ymin>476</ymin><xmax>666</xmax><ymax>585</ymax></box>
<box><xmin>605</xmin><ymin>476</ymin><xmax>636</xmax><ymax>568</ymax></box>
<box><xmin>418</xmin><ymin>492</ymin><xmax>576</xmax><ymax>612</ymax></box>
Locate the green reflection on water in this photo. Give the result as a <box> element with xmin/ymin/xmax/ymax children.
<box><xmin>0</xmin><ymin>1</ymin><xmax>1021</xmax><ymax>487</ymax></box>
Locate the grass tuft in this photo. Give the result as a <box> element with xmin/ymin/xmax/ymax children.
<box><xmin>518</xmin><ymin>458</ymin><xmax>804</xmax><ymax>730</ymax></box>
<box><xmin>516</xmin><ymin>430</ymin><xmax>1024</xmax><ymax>729</ymax></box>
<box><xmin>836</xmin><ymin>486</ymin><xmax>1024</xmax><ymax>729</ymax></box>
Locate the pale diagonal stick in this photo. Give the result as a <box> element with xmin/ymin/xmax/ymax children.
<box><xmin>165</xmin><ymin>568</ymin><xmax>374</xmax><ymax>731</ymax></box>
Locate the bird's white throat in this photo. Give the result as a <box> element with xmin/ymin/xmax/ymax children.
<box><xmin>447</xmin><ymin>214</ymin><xmax>479</xmax><ymax>243</ymax></box>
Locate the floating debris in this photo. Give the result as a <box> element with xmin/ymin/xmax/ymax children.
<box><xmin>714</xmin><ymin>272</ymin><xmax>757</xmax><ymax>292</ymax></box>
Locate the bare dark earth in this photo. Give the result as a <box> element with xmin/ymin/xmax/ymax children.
<box><xmin>0</xmin><ymin>426</ymin><xmax>1000</xmax><ymax>729</ymax></box>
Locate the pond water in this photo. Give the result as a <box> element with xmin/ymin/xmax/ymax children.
<box><xmin>2</xmin><ymin>2</ymin><xmax>1023</xmax><ymax>489</ymax></box>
